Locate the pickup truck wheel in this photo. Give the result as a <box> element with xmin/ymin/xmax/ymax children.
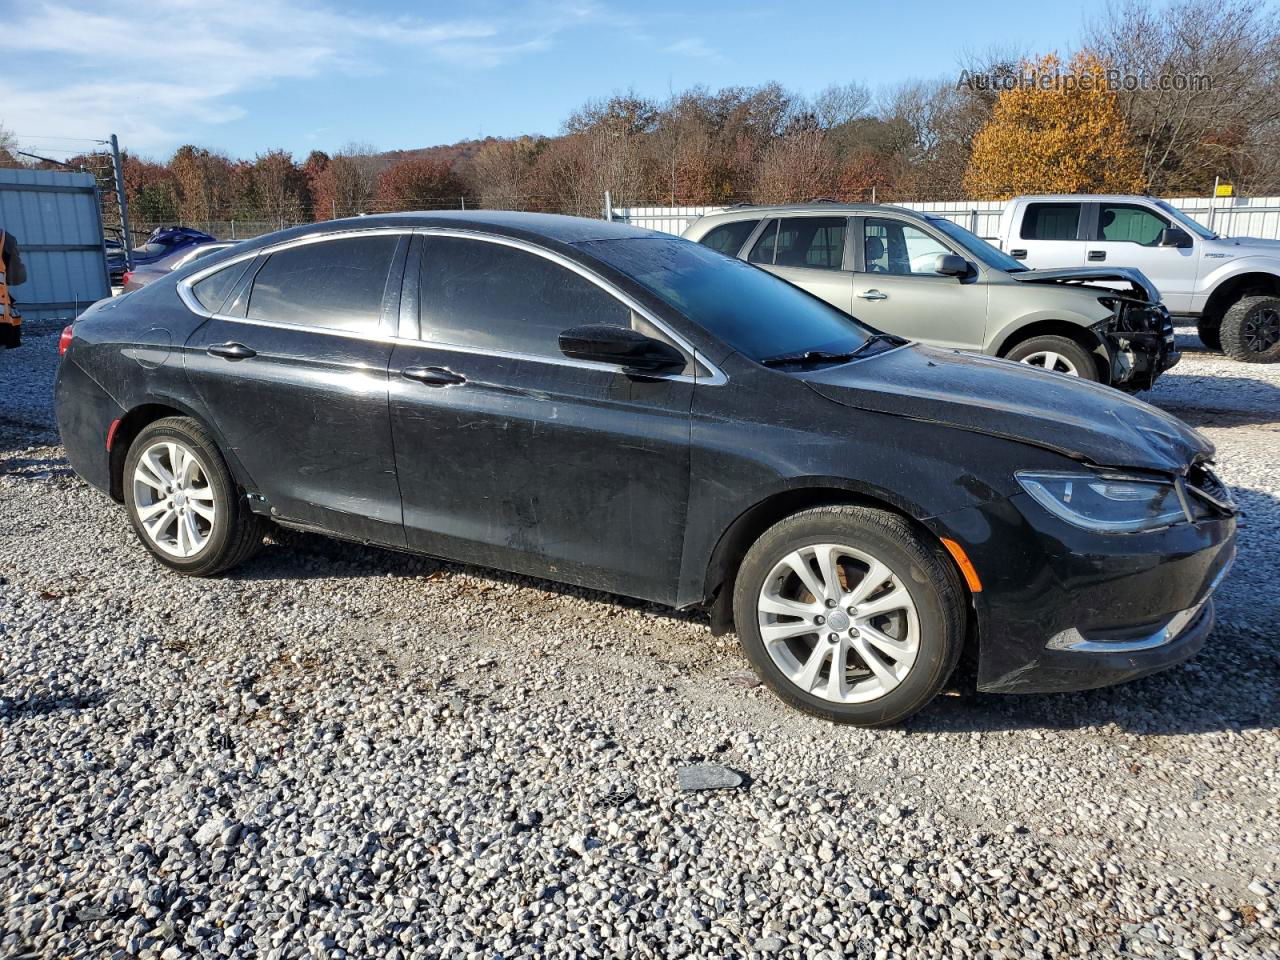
<box><xmin>732</xmin><ymin>506</ymin><xmax>965</xmax><ymax>726</ymax></box>
<box><xmin>1005</xmin><ymin>336</ymin><xmax>1101</xmax><ymax>382</ymax></box>
<box><xmin>1221</xmin><ymin>296</ymin><xmax>1280</xmax><ymax>363</ymax></box>
<box><xmin>1196</xmin><ymin>316</ymin><xmax>1223</xmax><ymax>352</ymax></box>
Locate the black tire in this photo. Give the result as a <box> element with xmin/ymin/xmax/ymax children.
<box><xmin>732</xmin><ymin>505</ymin><xmax>966</xmax><ymax>726</ymax></box>
<box><xmin>122</xmin><ymin>416</ymin><xmax>265</xmax><ymax>576</ymax></box>
<box><xmin>1220</xmin><ymin>295</ymin><xmax>1280</xmax><ymax>363</ymax></box>
<box><xmin>1004</xmin><ymin>335</ymin><xmax>1102</xmax><ymax>382</ymax></box>
<box><xmin>1196</xmin><ymin>315</ymin><xmax>1222</xmax><ymax>352</ymax></box>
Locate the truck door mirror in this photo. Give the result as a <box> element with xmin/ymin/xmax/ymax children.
<box><xmin>1157</xmin><ymin>227</ymin><xmax>1192</xmax><ymax>249</ymax></box>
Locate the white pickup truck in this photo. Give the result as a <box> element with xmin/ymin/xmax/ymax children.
<box><xmin>992</xmin><ymin>195</ymin><xmax>1280</xmax><ymax>362</ymax></box>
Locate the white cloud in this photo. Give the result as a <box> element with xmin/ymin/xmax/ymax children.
<box><xmin>0</xmin><ymin>0</ymin><xmax>600</xmax><ymax>154</ymax></box>
<box><xmin>663</xmin><ymin>37</ymin><xmax>722</xmax><ymax>61</ymax></box>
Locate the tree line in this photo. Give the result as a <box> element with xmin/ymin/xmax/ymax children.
<box><xmin>3</xmin><ymin>0</ymin><xmax>1277</xmax><ymax>235</ymax></box>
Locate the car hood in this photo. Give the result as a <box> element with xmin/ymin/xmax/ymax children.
<box><xmin>1009</xmin><ymin>266</ymin><xmax>1158</xmax><ymax>303</ymax></box>
<box><xmin>1205</xmin><ymin>235</ymin><xmax>1280</xmax><ymax>255</ymax></box>
<box><xmin>802</xmin><ymin>344</ymin><xmax>1211</xmax><ymax>472</ymax></box>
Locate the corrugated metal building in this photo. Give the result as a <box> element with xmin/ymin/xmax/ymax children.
<box><xmin>0</xmin><ymin>167</ymin><xmax>110</xmax><ymax>328</ymax></box>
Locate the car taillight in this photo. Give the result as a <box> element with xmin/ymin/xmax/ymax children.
<box><xmin>58</xmin><ymin>324</ymin><xmax>74</xmax><ymax>356</ymax></box>
<box><xmin>121</xmin><ymin>271</ymin><xmax>133</xmax><ymax>287</ymax></box>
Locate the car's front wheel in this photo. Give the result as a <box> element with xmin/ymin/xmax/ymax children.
<box><xmin>1005</xmin><ymin>335</ymin><xmax>1101</xmax><ymax>382</ymax></box>
<box><xmin>123</xmin><ymin>416</ymin><xmax>265</xmax><ymax>576</ymax></box>
<box><xmin>1221</xmin><ymin>295</ymin><xmax>1280</xmax><ymax>363</ymax></box>
<box><xmin>732</xmin><ymin>506</ymin><xmax>965</xmax><ymax>726</ymax></box>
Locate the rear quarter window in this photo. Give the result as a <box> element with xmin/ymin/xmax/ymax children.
<box><xmin>697</xmin><ymin>220</ymin><xmax>759</xmax><ymax>257</ymax></box>
<box><xmin>190</xmin><ymin>260</ymin><xmax>252</xmax><ymax>313</ymax></box>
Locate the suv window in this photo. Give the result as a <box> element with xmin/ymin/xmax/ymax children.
<box><xmin>747</xmin><ymin>217</ymin><xmax>847</xmax><ymax>270</ymax></box>
<box><xmin>1021</xmin><ymin>203</ymin><xmax>1082</xmax><ymax>241</ymax></box>
<box><xmin>418</xmin><ymin>236</ymin><xmax>631</xmax><ymax>357</ymax></box>
<box><xmin>862</xmin><ymin>218</ymin><xmax>951</xmax><ymax>275</ymax></box>
<box><xmin>246</xmin><ymin>234</ymin><xmax>398</xmax><ymax>333</ymax></box>
<box><xmin>699</xmin><ymin>220</ymin><xmax>759</xmax><ymax>256</ymax></box>
<box><xmin>1097</xmin><ymin>203</ymin><xmax>1169</xmax><ymax>245</ymax></box>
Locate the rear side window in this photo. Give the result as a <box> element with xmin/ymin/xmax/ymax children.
<box><xmin>1020</xmin><ymin>203</ymin><xmax>1081</xmax><ymax>241</ymax></box>
<box><xmin>1097</xmin><ymin>203</ymin><xmax>1169</xmax><ymax>245</ymax></box>
<box><xmin>418</xmin><ymin>236</ymin><xmax>630</xmax><ymax>356</ymax></box>
<box><xmin>246</xmin><ymin>234</ymin><xmax>398</xmax><ymax>333</ymax></box>
<box><xmin>191</xmin><ymin>260</ymin><xmax>252</xmax><ymax>313</ymax></box>
<box><xmin>748</xmin><ymin>217</ymin><xmax>847</xmax><ymax>270</ymax></box>
<box><xmin>698</xmin><ymin>220</ymin><xmax>759</xmax><ymax>257</ymax></box>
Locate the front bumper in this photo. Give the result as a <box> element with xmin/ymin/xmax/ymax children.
<box><xmin>1101</xmin><ymin>303</ymin><xmax>1180</xmax><ymax>390</ymax></box>
<box><xmin>928</xmin><ymin>492</ymin><xmax>1237</xmax><ymax>695</ymax></box>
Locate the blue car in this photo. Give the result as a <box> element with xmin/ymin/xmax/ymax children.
<box><xmin>107</xmin><ymin>226</ymin><xmax>216</xmax><ymax>286</ymax></box>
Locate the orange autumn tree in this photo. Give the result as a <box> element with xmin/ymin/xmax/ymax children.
<box><xmin>964</xmin><ymin>52</ymin><xmax>1143</xmax><ymax>200</ymax></box>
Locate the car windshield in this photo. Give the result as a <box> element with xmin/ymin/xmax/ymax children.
<box><xmin>1153</xmin><ymin>199</ymin><xmax>1217</xmax><ymax>239</ymax></box>
<box><xmin>581</xmin><ymin>237</ymin><xmax>873</xmax><ymax>362</ymax></box>
<box><xmin>927</xmin><ymin>217</ymin><xmax>1028</xmax><ymax>273</ymax></box>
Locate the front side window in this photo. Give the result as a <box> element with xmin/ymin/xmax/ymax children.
<box><xmin>1097</xmin><ymin>204</ymin><xmax>1169</xmax><ymax>246</ymax></box>
<box><xmin>580</xmin><ymin>237</ymin><xmax>872</xmax><ymax>363</ymax></box>
<box><xmin>1021</xmin><ymin>203</ymin><xmax>1082</xmax><ymax>241</ymax></box>
<box><xmin>862</xmin><ymin>219</ymin><xmax>951</xmax><ymax>276</ymax></box>
<box><xmin>699</xmin><ymin>220</ymin><xmax>759</xmax><ymax>257</ymax></box>
<box><xmin>246</xmin><ymin>234</ymin><xmax>399</xmax><ymax>333</ymax></box>
<box><xmin>418</xmin><ymin>236</ymin><xmax>631</xmax><ymax>357</ymax></box>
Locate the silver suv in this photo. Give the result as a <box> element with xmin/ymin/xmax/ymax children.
<box><xmin>683</xmin><ymin>203</ymin><xmax>1179</xmax><ymax>389</ymax></box>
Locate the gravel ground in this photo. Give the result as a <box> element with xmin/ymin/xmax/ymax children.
<box><xmin>2</xmin><ymin>324</ymin><xmax>1278</xmax><ymax>960</ymax></box>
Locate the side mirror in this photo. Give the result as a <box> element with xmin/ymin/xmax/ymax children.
<box><xmin>935</xmin><ymin>253</ymin><xmax>971</xmax><ymax>277</ymax></box>
<box><xmin>1157</xmin><ymin>227</ymin><xmax>1192</xmax><ymax>249</ymax></box>
<box><xmin>559</xmin><ymin>324</ymin><xmax>687</xmax><ymax>372</ymax></box>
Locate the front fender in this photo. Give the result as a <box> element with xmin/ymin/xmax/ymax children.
<box><xmin>1195</xmin><ymin>256</ymin><xmax>1280</xmax><ymax>310</ymax></box>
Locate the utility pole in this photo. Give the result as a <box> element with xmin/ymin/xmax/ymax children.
<box><xmin>109</xmin><ymin>135</ymin><xmax>134</xmax><ymax>271</ymax></box>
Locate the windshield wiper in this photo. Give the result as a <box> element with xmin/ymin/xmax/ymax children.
<box><xmin>760</xmin><ymin>334</ymin><xmax>907</xmax><ymax>368</ymax></box>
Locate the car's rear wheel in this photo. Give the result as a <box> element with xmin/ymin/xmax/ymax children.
<box><xmin>123</xmin><ymin>417</ymin><xmax>265</xmax><ymax>576</ymax></box>
<box><xmin>732</xmin><ymin>506</ymin><xmax>965</xmax><ymax>726</ymax></box>
<box><xmin>1005</xmin><ymin>335</ymin><xmax>1101</xmax><ymax>381</ymax></box>
<box><xmin>1221</xmin><ymin>295</ymin><xmax>1280</xmax><ymax>363</ymax></box>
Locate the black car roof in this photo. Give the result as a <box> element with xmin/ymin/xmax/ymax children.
<box><xmin>238</xmin><ymin>211</ymin><xmax>665</xmax><ymax>252</ymax></box>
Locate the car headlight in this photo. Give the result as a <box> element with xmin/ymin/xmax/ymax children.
<box><xmin>1016</xmin><ymin>471</ymin><xmax>1186</xmax><ymax>533</ymax></box>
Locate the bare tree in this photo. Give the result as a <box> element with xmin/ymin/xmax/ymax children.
<box><xmin>1085</xmin><ymin>0</ymin><xmax>1280</xmax><ymax>193</ymax></box>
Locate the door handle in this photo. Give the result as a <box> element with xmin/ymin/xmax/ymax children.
<box><xmin>857</xmin><ymin>289</ymin><xmax>887</xmax><ymax>301</ymax></box>
<box><xmin>206</xmin><ymin>342</ymin><xmax>256</xmax><ymax>360</ymax></box>
<box><xmin>1088</xmin><ymin>250</ymin><xmax>1107</xmax><ymax>261</ymax></box>
<box><xmin>1009</xmin><ymin>248</ymin><xmax>1028</xmax><ymax>259</ymax></box>
<box><xmin>401</xmin><ymin>365</ymin><xmax>466</xmax><ymax>387</ymax></box>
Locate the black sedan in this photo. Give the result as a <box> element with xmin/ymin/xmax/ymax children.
<box><xmin>54</xmin><ymin>212</ymin><xmax>1238</xmax><ymax>725</ymax></box>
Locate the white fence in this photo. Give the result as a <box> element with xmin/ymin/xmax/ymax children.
<box><xmin>611</xmin><ymin>196</ymin><xmax>1280</xmax><ymax>241</ymax></box>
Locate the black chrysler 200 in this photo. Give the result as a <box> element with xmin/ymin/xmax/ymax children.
<box><xmin>54</xmin><ymin>212</ymin><xmax>1238</xmax><ymax>725</ymax></box>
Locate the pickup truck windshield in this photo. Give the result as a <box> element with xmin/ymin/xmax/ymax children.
<box><xmin>927</xmin><ymin>217</ymin><xmax>1028</xmax><ymax>273</ymax></box>
<box><xmin>1152</xmin><ymin>199</ymin><xmax>1218</xmax><ymax>239</ymax></box>
<box><xmin>581</xmin><ymin>237</ymin><xmax>873</xmax><ymax>362</ymax></box>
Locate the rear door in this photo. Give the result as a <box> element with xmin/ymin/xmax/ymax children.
<box><xmin>849</xmin><ymin>216</ymin><xmax>989</xmax><ymax>349</ymax></box>
<box><xmin>746</xmin><ymin>216</ymin><xmax>854</xmax><ymax>313</ymax></box>
<box><xmin>183</xmin><ymin>230</ymin><xmax>408</xmax><ymax>545</ymax></box>
<box><xmin>388</xmin><ymin>232</ymin><xmax>696</xmax><ymax>603</ymax></box>
<box><xmin>1009</xmin><ymin>201</ymin><xmax>1088</xmax><ymax>270</ymax></box>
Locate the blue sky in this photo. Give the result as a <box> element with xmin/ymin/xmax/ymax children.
<box><xmin>2</xmin><ymin>0</ymin><xmax>1110</xmax><ymax>162</ymax></box>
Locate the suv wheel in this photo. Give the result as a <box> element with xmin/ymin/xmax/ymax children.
<box><xmin>1221</xmin><ymin>295</ymin><xmax>1280</xmax><ymax>363</ymax></box>
<box><xmin>1005</xmin><ymin>335</ymin><xmax>1101</xmax><ymax>381</ymax></box>
<box><xmin>123</xmin><ymin>417</ymin><xmax>265</xmax><ymax>576</ymax></box>
<box><xmin>732</xmin><ymin>506</ymin><xmax>965</xmax><ymax>726</ymax></box>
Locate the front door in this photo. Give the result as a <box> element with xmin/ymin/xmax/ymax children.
<box><xmin>1086</xmin><ymin>201</ymin><xmax>1199</xmax><ymax>313</ymax></box>
<box><xmin>850</xmin><ymin>216</ymin><xmax>989</xmax><ymax>349</ymax></box>
<box><xmin>183</xmin><ymin>231</ymin><xmax>408</xmax><ymax>545</ymax></box>
<box><xmin>389</xmin><ymin>233</ymin><xmax>695</xmax><ymax>603</ymax></box>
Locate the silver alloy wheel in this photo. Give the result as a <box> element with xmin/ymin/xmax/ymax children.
<box><xmin>131</xmin><ymin>440</ymin><xmax>217</xmax><ymax>558</ymax></box>
<box><xmin>1019</xmin><ymin>350</ymin><xmax>1079</xmax><ymax>376</ymax></box>
<box><xmin>757</xmin><ymin>543</ymin><xmax>920</xmax><ymax>704</ymax></box>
